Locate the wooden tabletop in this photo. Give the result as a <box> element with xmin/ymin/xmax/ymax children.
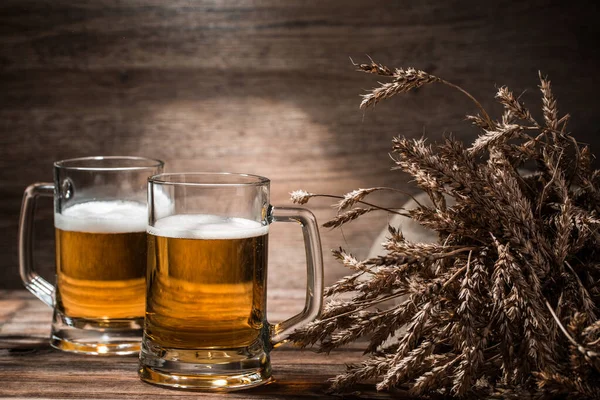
<box><xmin>0</xmin><ymin>290</ymin><xmax>402</xmax><ymax>399</ymax></box>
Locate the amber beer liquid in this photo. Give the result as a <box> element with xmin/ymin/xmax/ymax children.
<box><xmin>54</xmin><ymin>200</ymin><xmax>148</xmax><ymax>320</ymax></box>
<box><xmin>144</xmin><ymin>214</ymin><xmax>269</xmax><ymax>350</ymax></box>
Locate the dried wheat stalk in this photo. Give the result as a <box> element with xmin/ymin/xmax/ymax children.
<box><xmin>290</xmin><ymin>58</ymin><xmax>600</xmax><ymax>399</ymax></box>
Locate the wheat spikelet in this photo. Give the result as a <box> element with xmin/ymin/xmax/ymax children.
<box><xmin>360</xmin><ymin>68</ymin><xmax>441</xmax><ymax>109</ymax></box>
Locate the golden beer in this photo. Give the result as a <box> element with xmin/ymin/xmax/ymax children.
<box><xmin>144</xmin><ymin>214</ymin><xmax>269</xmax><ymax>349</ymax></box>
<box><xmin>139</xmin><ymin>172</ymin><xmax>322</xmax><ymax>390</ymax></box>
<box><xmin>54</xmin><ymin>201</ymin><xmax>148</xmax><ymax>319</ymax></box>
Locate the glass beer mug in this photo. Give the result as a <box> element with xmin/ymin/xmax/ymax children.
<box><xmin>140</xmin><ymin>173</ymin><xmax>324</xmax><ymax>390</ymax></box>
<box><xmin>19</xmin><ymin>156</ymin><xmax>164</xmax><ymax>355</ymax></box>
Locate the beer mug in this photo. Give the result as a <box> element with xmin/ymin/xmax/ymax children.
<box><xmin>139</xmin><ymin>173</ymin><xmax>323</xmax><ymax>390</ymax></box>
<box><xmin>19</xmin><ymin>156</ymin><xmax>164</xmax><ymax>355</ymax></box>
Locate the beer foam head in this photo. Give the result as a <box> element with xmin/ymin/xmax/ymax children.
<box><xmin>148</xmin><ymin>214</ymin><xmax>269</xmax><ymax>239</ymax></box>
<box><xmin>55</xmin><ymin>200</ymin><xmax>147</xmax><ymax>233</ymax></box>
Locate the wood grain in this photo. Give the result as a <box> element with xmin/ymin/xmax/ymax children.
<box><xmin>1</xmin><ymin>0</ymin><xmax>600</xmax><ymax>289</ymax></box>
<box><xmin>0</xmin><ymin>290</ymin><xmax>401</xmax><ymax>399</ymax></box>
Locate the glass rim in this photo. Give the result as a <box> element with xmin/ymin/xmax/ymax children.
<box><xmin>54</xmin><ymin>156</ymin><xmax>164</xmax><ymax>171</ymax></box>
<box><xmin>149</xmin><ymin>172</ymin><xmax>270</xmax><ymax>187</ymax></box>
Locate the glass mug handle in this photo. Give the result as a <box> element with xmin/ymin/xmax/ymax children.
<box><xmin>18</xmin><ymin>183</ymin><xmax>55</xmax><ymax>307</ymax></box>
<box><xmin>269</xmin><ymin>206</ymin><xmax>324</xmax><ymax>345</ymax></box>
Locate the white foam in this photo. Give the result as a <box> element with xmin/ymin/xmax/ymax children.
<box><xmin>55</xmin><ymin>200</ymin><xmax>147</xmax><ymax>233</ymax></box>
<box><xmin>148</xmin><ymin>214</ymin><xmax>269</xmax><ymax>240</ymax></box>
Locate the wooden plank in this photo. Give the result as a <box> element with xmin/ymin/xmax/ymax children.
<box><xmin>1</xmin><ymin>0</ymin><xmax>600</xmax><ymax>291</ymax></box>
<box><xmin>0</xmin><ymin>0</ymin><xmax>594</xmax><ymax>72</ymax></box>
<box><xmin>0</xmin><ymin>290</ymin><xmax>403</xmax><ymax>399</ymax></box>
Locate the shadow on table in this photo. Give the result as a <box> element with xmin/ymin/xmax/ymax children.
<box><xmin>242</xmin><ymin>379</ymin><xmax>402</xmax><ymax>399</ymax></box>
<box><xmin>0</xmin><ymin>334</ymin><xmax>53</xmax><ymax>355</ymax></box>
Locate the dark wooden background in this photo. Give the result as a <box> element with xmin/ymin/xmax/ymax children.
<box><xmin>1</xmin><ymin>0</ymin><xmax>599</xmax><ymax>291</ymax></box>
